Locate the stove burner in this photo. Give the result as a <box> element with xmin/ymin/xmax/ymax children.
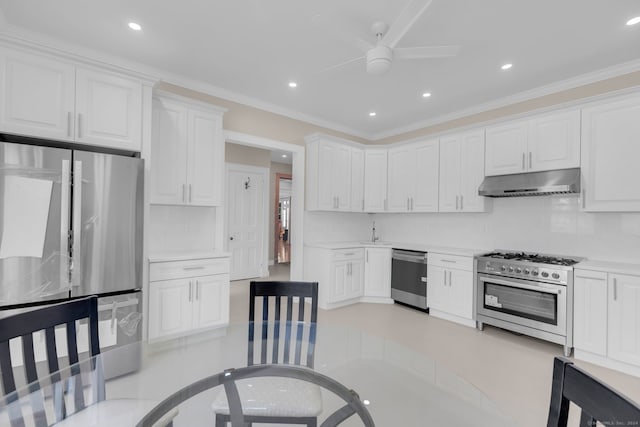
<box><xmin>482</xmin><ymin>251</ymin><xmax>579</xmax><ymax>266</ymax></box>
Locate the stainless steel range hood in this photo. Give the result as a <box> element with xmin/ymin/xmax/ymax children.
<box><xmin>478</xmin><ymin>168</ymin><xmax>581</xmax><ymax>197</ymax></box>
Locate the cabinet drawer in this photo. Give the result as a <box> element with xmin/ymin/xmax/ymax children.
<box><xmin>332</xmin><ymin>248</ymin><xmax>364</xmax><ymax>261</ymax></box>
<box><xmin>427</xmin><ymin>253</ymin><xmax>473</xmax><ymax>271</ymax></box>
<box><xmin>150</xmin><ymin>258</ymin><xmax>230</xmax><ymax>281</ymax></box>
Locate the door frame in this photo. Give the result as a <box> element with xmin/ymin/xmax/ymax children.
<box><xmin>225</xmin><ymin>162</ymin><xmax>269</xmax><ymax>279</ymax></box>
<box><xmin>224</xmin><ymin>131</ymin><xmax>305</xmax><ymax>280</ymax></box>
<box><xmin>274</xmin><ymin>172</ymin><xmax>292</xmax><ymax>264</ymax></box>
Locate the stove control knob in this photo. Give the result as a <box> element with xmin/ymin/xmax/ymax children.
<box><xmin>509</xmin><ymin>266</ymin><xmax>514</xmax><ymax>272</ymax></box>
<box><xmin>524</xmin><ymin>269</ymin><xmax>531</xmax><ymax>275</ymax></box>
<box><xmin>552</xmin><ymin>272</ymin><xmax>560</xmax><ymax>279</ymax></box>
<box><xmin>541</xmin><ymin>271</ymin><xmax>549</xmax><ymax>278</ymax></box>
<box><xmin>532</xmin><ymin>270</ymin><xmax>539</xmax><ymax>276</ymax></box>
<box><xmin>501</xmin><ymin>265</ymin><xmax>507</xmax><ymax>272</ymax></box>
<box><xmin>516</xmin><ymin>267</ymin><xmax>522</xmax><ymax>273</ymax></box>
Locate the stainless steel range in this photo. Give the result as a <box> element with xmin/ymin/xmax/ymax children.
<box><xmin>475</xmin><ymin>251</ymin><xmax>583</xmax><ymax>356</ymax></box>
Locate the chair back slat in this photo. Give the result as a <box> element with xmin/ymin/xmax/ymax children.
<box><xmin>0</xmin><ymin>297</ymin><xmax>102</xmax><ymax>427</ymax></box>
<box><xmin>248</xmin><ymin>281</ymin><xmax>318</xmax><ymax>368</ymax></box>
<box><xmin>547</xmin><ymin>357</ymin><xmax>640</xmax><ymax>427</ymax></box>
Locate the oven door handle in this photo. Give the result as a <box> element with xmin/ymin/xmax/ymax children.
<box><xmin>479</xmin><ymin>275</ymin><xmax>561</xmax><ymax>295</ymax></box>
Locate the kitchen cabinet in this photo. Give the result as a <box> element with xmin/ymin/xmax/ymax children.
<box><xmin>350</xmin><ymin>147</ymin><xmax>365</xmax><ymax>212</ymax></box>
<box><xmin>331</xmin><ymin>254</ymin><xmax>364</xmax><ymax>304</ymax></box>
<box><xmin>148</xmin><ymin>256</ymin><xmax>230</xmax><ymax>342</ymax></box>
<box><xmin>573</xmin><ymin>264</ymin><xmax>640</xmax><ymax>377</ymax></box>
<box><xmin>387</xmin><ymin>139</ymin><xmax>439</xmax><ymax>212</ymax></box>
<box><xmin>151</xmin><ymin>93</ymin><xmax>226</xmax><ymax>206</ymax></box>
<box><xmin>363</xmin><ymin>149</ymin><xmax>388</xmax><ymax>212</ymax></box>
<box><xmin>581</xmin><ymin>94</ymin><xmax>640</xmax><ymax>211</ymax></box>
<box><xmin>439</xmin><ymin>129</ymin><xmax>487</xmax><ymax>212</ymax></box>
<box><xmin>305</xmin><ymin>134</ymin><xmax>356</xmax><ymax>211</ymax></box>
<box><xmin>484</xmin><ymin>110</ymin><xmax>580</xmax><ymax>176</ymax></box>
<box><xmin>363</xmin><ymin>247</ymin><xmax>392</xmax><ymax>300</ymax></box>
<box><xmin>427</xmin><ymin>253</ymin><xmax>474</xmax><ymax>327</ymax></box>
<box><xmin>0</xmin><ymin>46</ymin><xmax>147</xmax><ymax>151</ymax></box>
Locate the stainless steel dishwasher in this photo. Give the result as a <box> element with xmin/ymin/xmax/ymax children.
<box><xmin>391</xmin><ymin>249</ymin><xmax>428</xmax><ymax>311</ymax></box>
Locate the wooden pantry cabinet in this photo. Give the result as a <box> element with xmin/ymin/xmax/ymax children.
<box><xmin>148</xmin><ymin>256</ymin><xmax>230</xmax><ymax>342</ymax></box>
<box><xmin>150</xmin><ymin>93</ymin><xmax>226</xmax><ymax>206</ymax></box>
<box><xmin>0</xmin><ymin>46</ymin><xmax>148</xmax><ymax>151</ymax></box>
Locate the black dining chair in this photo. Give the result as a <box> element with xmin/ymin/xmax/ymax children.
<box><xmin>213</xmin><ymin>280</ymin><xmax>321</xmax><ymax>427</ymax></box>
<box><xmin>0</xmin><ymin>296</ymin><xmax>175</xmax><ymax>427</ymax></box>
<box><xmin>547</xmin><ymin>357</ymin><xmax>640</xmax><ymax>427</ymax></box>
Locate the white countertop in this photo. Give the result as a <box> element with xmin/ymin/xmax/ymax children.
<box><xmin>305</xmin><ymin>241</ymin><xmax>486</xmax><ymax>257</ymax></box>
<box><xmin>575</xmin><ymin>259</ymin><xmax>640</xmax><ymax>276</ymax></box>
<box><xmin>148</xmin><ymin>251</ymin><xmax>231</xmax><ymax>262</ymax></box>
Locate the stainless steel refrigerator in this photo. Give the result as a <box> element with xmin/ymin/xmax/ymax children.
<box><xmin>0</xmin><ymin>139</ymin><xmax>144</xmax><ymax>378</ymax></box>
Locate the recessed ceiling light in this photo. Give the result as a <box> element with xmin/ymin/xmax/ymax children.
<box><xmin>369</xmin><ymin>112</ymin><xmax>377</xmax><ymax>117</ymax></box>
<box><xmin>363</xmin><ymin>400</ymin><xmax>371</xmax><ymax>406</ymax></box>
<box><xmin>128</xmin><ymin>22</ymin><xmax>142</xmax><ymax>31</ymax></box>
<box><xmin>501</xmin><ymin>63</ymin><xmax>513</xmax><ymax>70</ymax></box>
<box><xmin>288</xmin><ymin>81</ymin><xmax>297</xmax><ymax>88</ymax></box>
<box><xmin>281</xmin><ymin>154</ymin><xmax>288</xmax><ymax>158</ymax></box>
<box><xmin>627</xmin><ymin>16</ymin><xmax>640</xmax><ymax>26</ymax></box>
<box><xmin>422</xmin><ymin>92</ymin><xmax>432</xmax><ymax>98</ymax></box>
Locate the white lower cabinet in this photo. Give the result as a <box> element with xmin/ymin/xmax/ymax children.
<box><xmin>363</xmin><ymin>248</ymin><xmax>392</xmax><ymax>301</ymax></box>
<box><xmin>427</xmin><ymin>253</ymin><xmax>475</xmax><ymax>327</ymax></box>
<box><xmin>574</xmin><ymin>266</ymin><xmax>640</xmax><ymax>376</ymax></box>
<box><xmin>148</xmin><ymin>256</ymin><xmax>230</xmax><ymax>342</ymax></box>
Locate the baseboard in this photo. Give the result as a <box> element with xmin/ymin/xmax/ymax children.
<box><xmin>268</xmin><ymin>259</ymin><xmax>274</xmax><ymax>266</ymax></box>
<box><xmin>574</xmin><ymin>349</ymin><xmax>640</xmax><ymax>378</ymax></box>
<box><xmin>428</xmin><ymin>309</ymin><xmax>476</xmax><ymax>328</ymax></box>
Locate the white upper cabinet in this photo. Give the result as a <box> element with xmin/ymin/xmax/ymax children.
<box><xmin>581</xmin><ymin>94</ymin><xmax>640</xmax><ymax>211</ymax></box>
<box><xmin>151</xmin><ymin>94</ymin><xmax>225</xmax><ymax>206</ymax></box>
<box><xmin>387</xmin><ymin>139</ymin><xmax>439</xmax><ymax>212</ymax></box>
<box><xmin>439</xmin><ymin>129</ymin><xmax>486</xmax><ymax>212</ymax></box>
<box><xmin>485</xmin><ymin>110</ymin><xmax>580</xmax><ymax>176</ymax></box>
<box><xmin>75</xmin><ymin>68</ymin><xmax>143</xmax><ymax>151</ymax></box>
<box><xmin>0</xmin><ymin>46</ymin><xmax>147</xmax><ymax>151</ymax></box>
<box><xmin>350</xmin><ymin>147</ymin><xmax>365</xmax><ymax>212</ymax></box>
<box><xmin>363</xmin><ymin>149</ymin><xmax>388</xmax><ymax>212</ymax></box>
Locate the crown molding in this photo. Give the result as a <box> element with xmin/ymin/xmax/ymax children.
<box><xmin>372</xmin><ymin>58</ymin><xmax>640</xmax><ymax>141</ymax></box>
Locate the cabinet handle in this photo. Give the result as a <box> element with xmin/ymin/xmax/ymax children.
<box><xmin>411</xmin><ymin>197</ymin><xmax>414</xmax><ymax>211</ymax></box>
<box><xmin>582</xmin><ymin>189</ymin><xmax>586</xmax><ymax>209</ymax></box>
<box><xmin>522</xmin><ymin>153</ymin><xmax>525</xmax><ymax>170</ymax></box>
<box><xmin>337</xmin><ymin>196</ymin><xmax>340</xmax><ymax>208</ymax></box>
<box><xmin>362</xmin><ymin>199</ymin><xmax>364</xmax><ymax>211</ymax></box>
<box><xmin>366</xmin><ymin>250</ymin><xmax>369</xmax><ymax>263</ymax></box>
<box><xmin>613</xmin><ymin>278</ymin><xmax>617</xmax><ymax>301</ymax></box>
<box><xmin>460</xmin><ymin>195</ymin><xmax>464</xmax><ymax>210</ymax></box>
<box><xmin>183</xmin><ymin>266</ymin><xmax>205</xmax><ymax>270</ymax></box>
<box><xmin>188</xmin><ymin>281</ymin><xmax>193</xmax><ymax>302</ymax></box>
<box><xmin>67</xmin><ymin>112</ymin><xmax>72</xmax><ymax>137</ymax></box>
<box><xmin>443</xmin><ymin>270</ymin><xmax>446</xmax><ymax>285</ymax></box>
<box><xmin>407</xmin><ymin>198</ymin><xmax>410</xmax><ymax>211</ymax></box>
<box><xmin>384</xmin><ymin>199</ymin><xmax>388</xmax><ymax>211</ymax></box>
<box><xmin>189</xmin><ymin>184</ymin><xmax>192</xmax><ymax>203</ymax></box>
<box><xmin>441</xmin><ymin>259</ymin><xmax>457</xmax><ymax>263</ymax></box>
<box><xmin>182</xmin><ymin>184</ymin><xmax>187</xmax><ymax>203</ymax></box>
<box><xmin>196</xmin><ymin>280</ymin><xmax>200</xmax><ymax>300</ymax></box>
<box><xmin>343</xmin><ymin>252</ymin><xmax>355</xmax><ymax>256</ymax></box>
<box><xmin>77</xmin><ymin>113</ymin><xmax>82</xmax><ymax>139</ymax></box>
<box><xmin>529</xmin><ymin>152</ymin><xmax>532</xmax><ymax>169</ymax></box>
<box><xmin>456</xmin><ymin>195</ymin><xmax>459</xmax><ymax>210</ymax></box>
<box><xmin>448</xmin><ymin>271</ymin><xmax>452</xmax><ymax>286</ymax></box>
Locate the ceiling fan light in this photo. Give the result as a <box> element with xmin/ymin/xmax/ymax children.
<box><xmin>366</xmin><ymin>45</ymin><xmax>393</xmax><ymax>74</ymax></box>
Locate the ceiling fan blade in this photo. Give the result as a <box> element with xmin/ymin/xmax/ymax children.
<box><xmin>319</xmin><ymin>56</ymin><xmax>365</xmax><ymax>74</ymax></box>
<box><xmin>382</xmin><ymin>0</ymin><xmax>434</xmax><ymax>48</ymax></box>
<box><xmin>394</xmin><ymin>45</ymin><xmax>460</xmax><ymax>59</ymax></box>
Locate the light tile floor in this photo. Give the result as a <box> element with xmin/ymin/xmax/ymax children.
<box><xmin>228</xmin><ymin>265</ymin><xmax>640</xmax><ymax>427</ymax></box>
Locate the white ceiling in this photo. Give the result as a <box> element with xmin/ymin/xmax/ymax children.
<box><xmin>0</xmin><ymin>0</ymin><xmax>639</xmax><ymax>140</ymax></box>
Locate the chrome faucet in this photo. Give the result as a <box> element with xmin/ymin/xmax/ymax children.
<box><xmin>371</xmin><ymin>221</ymin><xmax>379</xmax><ymax>243</ymax></box>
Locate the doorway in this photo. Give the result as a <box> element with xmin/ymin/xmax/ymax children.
<box><xmin>274</xmin><ymin>173</ymin><xmax>292</xmax><ymax>264</ymax></box>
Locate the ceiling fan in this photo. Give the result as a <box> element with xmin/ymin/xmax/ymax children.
<box><xmin>322</xmin><ymin>0</ymin><xmax>460</xmax><ymax>75</ymax></box>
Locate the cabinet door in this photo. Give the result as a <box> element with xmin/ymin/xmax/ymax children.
<box><xmin>187</xmin><ymin>109</ymin><xmax>223</xmax><ymax>206</ymax></box>
<box><xmin>364</xmin><ymin>149</ymin><xmax>388</xmax><ymax>212</ymax></box>
<box><xmin>317</xmin><ymin>142</ymin><xmax>350</xmax><ymax>211</ymax></box>
<box><xmin>573</xmin><ymin>270</ymin><xmax>607</xmax><ymax>356</ymax></box>
<box><xmin>333</xmin><ymin>144</ymin><xmax>352</xmax><ymax>211</ymax></box>
<box><xmin>329</xmin><ymin>261</ymin><xmax>349</xmax><ymax>303</ymax></box>
<box><xmin>582</xmin><ymin>95</ymin><xmax>640</xmax><ymax>211</ymax></box>
<box><xmin>148</xmin><ymin>279</ymin><xmax>192</xmax><ymax>340</ymax></box>
<box><xmin>387</xmin><ymin>146</ymin><xmax>411</xmax><ymax>212</ymax></box>
<box><xmin>150</xmin><ymin>98</ymin><xmax>189</xmax><ymax>205</ymax></box>
<box><xmin>528</xmin><ymin>110</ymin><xmax>580</xmax><ymax>172</ymax></box>
<box><xmin>459</xmin><ymin>130</ymin><xmax>487</xmax><ymax>212</ymax></box>
<box><xmin>348</xmin><ymin>260</ymin><xmax>364</xmax><ymax>299</ymax></box>
<box><xmin>484</xmin><ymin>121</ymin><xmax>528</xmax><ymax>176</ymax></box>
<box><xmin>75</xmin><ymin>68</ymin><xmax>143</xmax><ymax>151</ymax></box>
<box><xmin>447</xmin><ymin>269</ymin><xmax>473</xmax><ymax>319</ymax></box>
<box><xmin>412</xmin><ymin>139</ymin><xmax>439</xmax><ymax>212</ymax></box>
<box><xmin>0</xmin><ymin>48</ymin><xmax>76</xmax><ymax>141</ymax></box>
<box><xmin>427</xmin><ymin>265</ymin><xmax>447</xmax><ymax>311</ymax></box>
<box><xmin>350</xmin><ymin>148</ymin><xmax>365</xmax><ymax>212</ymax></box>
<box><xmin>192</xmin><ymin>274</ymin><xmax>229</xmax><ymax>330</ymax></box>
<box><xmin>438</xmin><ymin>136</ymin><xmax>461</xmax><ymax>212</ymax></box>
<box><xmin>364</xmin><ymin>248</ymin><xmax>391</xmax><ymax>297</ymax></box>
<box><xmin>608</xmin><ymin>273</ymin><xmax>640</xmax><ymax>366</ymax></box>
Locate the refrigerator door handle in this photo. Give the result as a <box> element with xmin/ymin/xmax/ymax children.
<box><xmin>60</xmin><ymin>160</ymin><xmax>71</xmax><ymax>285</ymax></box>
<box><xmin>71</xmin><ymin>160</ymin><xmax>83</xmax><ymax>289</ymax></box>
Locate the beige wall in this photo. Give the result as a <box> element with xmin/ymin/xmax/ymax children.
<box><xmin>269</xmin><ymin>162</ymin><xmax>293</xmax><ymax>263</ymax></box>
<box><xmin>225</xmin><ymin>143</ymin><xmax>271</xmax><ymax>167</ymax></box>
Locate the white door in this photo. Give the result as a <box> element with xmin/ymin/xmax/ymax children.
<box><xmin>412</xmin><ymin>139</ymin><xmax>439</xmax><ymax>212</ymax></box>
<box><xmin>350</xmin><ymin>147</ymin><xmax>364</xmax><ymax>212</ymax></box>
<box><xmin>459</xmin><ymin>130</ymin><xmax>487</xmax><ymax>212</ymax></box>
<box><xmin>528</xmin><ymin>110</ymin><xmax>580</xmax><ymax>172</ymax></box>
<box><xmin>573</xmin><ymin>270</ymin><xmax>607</xmax><ymax>356</ymax></box>
<box><xmin>438</xmin><ymin>135</ymin><xmax>461</xmax><ymax>212</ymax></box>
<box><xmin>188</xmin><ymin>109</ymin><xmax>222</xmax><ymax>206</ymax></box>
<box><xmin>148</xmin><ymin>279</ymin><xmax>192</xmax><ymax>340</ymax></box>
<box><xmin>192</xmin><ymin>274</ymin><xmax>230</xmax><ymax>329</ymax></box>
<box><xmin>387</xmin><ymin>146</ymin><xmax>411</xmax><ymax>212</ymax></box>
<box><xmin>363</xmin><ymin>149</ymin><xmax>388</xmax><ymax>212</ymax></box>
<box><xmin>485</xmin><ymin>120</ymin><xmax>528</xmax><ymax>176</ymax></box>
<box><xmin>608</xmin><ymin>273</ymin><xmax>640</xmax><ymax>366</ymax></box>
<box><xmin>226</xmin><ymin>164</ymin><xmax>267</xmax><ymax>281</ymax></box>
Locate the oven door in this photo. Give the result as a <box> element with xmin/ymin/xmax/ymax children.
<box><xmin>477</xmin><ymin>273</ymin><xmax>566</xmax><ymax>336</ymax></box>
